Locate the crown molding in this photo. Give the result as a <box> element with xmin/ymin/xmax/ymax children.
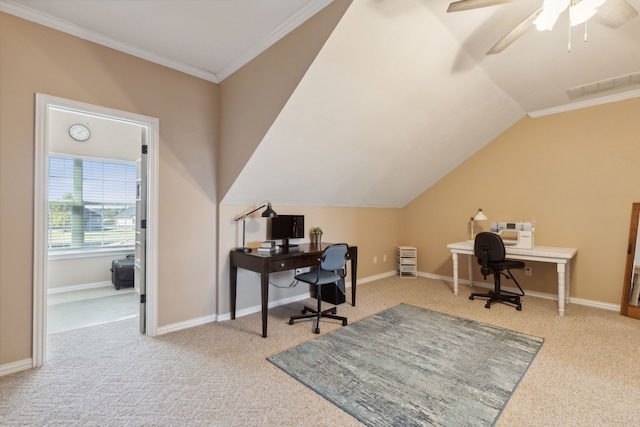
<box><xmin>0</xmin><ymin>0</ymin><xmax>220</xmax><ymax>82</ymax></box>
<box><xmin>528</xmin><ymin>88</ymin><xmax>640</xmax><ymax>118</ymax></box>
<box><xmin>215</xmin><ymin>0</ymin><xmax>334</xmax><ymax>81</ymax></box>
<box><xmin>1</xmin><ymin>0</ymin><xmax>333</xmax><ymax>84</ymax></box>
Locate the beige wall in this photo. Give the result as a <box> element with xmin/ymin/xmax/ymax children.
<box><xmin>217</xmin><ymin>204</ymin><xmax>400</xmax><ymax>316</ymax></box>
<box><xmin>403</xmin><ymin>97</ymin><xmax>640</xmax><ymax>306</ymax></box>
<box><xmin>0</xmin><ymin>13</ymin><xmax>218</xmax><ymax>365</ymax></box>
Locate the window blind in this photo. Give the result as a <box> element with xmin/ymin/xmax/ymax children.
<box><xmin>48</xmin><ymin>155</ymin><xmax>137</xmax><ymax>251</ymax></box>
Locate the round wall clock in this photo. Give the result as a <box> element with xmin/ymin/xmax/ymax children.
<box><xmin>69</xmin><ymin>124</ymin><xmax>91</xmax><ymax>141</ymax></box>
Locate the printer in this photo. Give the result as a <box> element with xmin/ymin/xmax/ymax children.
<box><xmin>490</xmin><ymin>221</ymin><xmax>534</xmax><ymax>249</ymax></box>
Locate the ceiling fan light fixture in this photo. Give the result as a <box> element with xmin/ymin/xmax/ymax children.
<box><xmin>570</xmin><ymin>0</ymin><xmax>607</xmax><ymax>26</ymax></box>
<box><xmin>450</xmin><ymin>0</ymin><xmax>633</xmax><ymax>55</ymax></box>
<box><xmin>534</xmin><ymin>0</ymin><xmax>608</xmax><ymax>31</ymax></box>
<box><xmin>534</xmin><ymin>0</ymin><xmax>570</xmax><ymax>31</ymax></box>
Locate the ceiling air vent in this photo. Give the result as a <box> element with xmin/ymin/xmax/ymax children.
<box><xmin>567</xmin><ymin>71</ymin><xmax>640</xmax><ymax>100</ymax></box>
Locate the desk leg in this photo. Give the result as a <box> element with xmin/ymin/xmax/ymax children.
<box><xmin>261</xmin><ymin>273</ymin><xmax>269</xmax><ymax>338</ymax></box>
<box><xmin>230</xmin><ymin>265</ymin><xmax>237</xmax><ymax>320</ymax></box>
<box><xmin>565</xmin><ymin>260</ymin><xmax>571</xmax><ymax>306</ymax></box>
<box><xmin>557</xmin><ymin>263</ymin><xmax>566</xmax><ymax>316</ymax></box>
<box><xmin>468</xmin><ymin>255</ymin><xmax>474</xmax><ymax>287</ymax></box>
<box><xmin>351</xmin><ymin>257</ymin><xmax>357</xmax><ymax>306</ymax></box>
<box><xmin>452</xmin><ymin>253</ymin><xmax>459</xmax><ymax>295</ymax></box>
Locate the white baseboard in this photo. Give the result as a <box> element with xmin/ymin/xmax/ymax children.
<box><xmin>48</xmin><ymin>281</ymin><xmax>112</xmax><ymax>294</ymax></box>
<box><xmin>358</xmin><ymin>270</ymin><xmax>396</xmax><ymax>284</ymax></box>
<box><xmin>567</xmin><ymin>297</ymin><xmax>619</xmax><ymax>312</ymax></box>
<box><xmin>217</xmin><ymin>272</ymin><xmax>398</xmax><ymax>321</ymax></box>
<box><xmin>420</xmin><ymin>272</ymin><xmax>621</xmax><ymax>312</ymax></box>
<box><xmin>217</xmin><ymin>291</ymin><xmax>312</xmax><ymax>322</ymax></box>
<box><xmin>156</xmin><ymin>314</ymin><xmax>217</xmax><ymax>336</ymax></box>
<box><xmin>0</xmin><ymin>358</ymin><xmax>33</xmax><ymax>377</ymax></box>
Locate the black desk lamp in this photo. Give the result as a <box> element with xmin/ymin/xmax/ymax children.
<box><xmin>234</xmin><ymin>202</ymin><xmax>277</xmax><ymax>252</ymax></box>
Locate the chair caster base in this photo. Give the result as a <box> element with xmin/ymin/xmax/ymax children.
<box><xmin>470</xmin><ymin>292</ymin><xmax>523</xmax><ymax>311</ymax></box>
<box><xmin>289</xmin><ymin>304</ymin><xmax>348</xmax><ymax>334</ymax></box>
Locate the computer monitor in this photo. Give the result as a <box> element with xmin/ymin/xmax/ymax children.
<box><xmin>267</xmin><ymin>215</ymin><xmax>304</xmax><ymax>248</ymax></box>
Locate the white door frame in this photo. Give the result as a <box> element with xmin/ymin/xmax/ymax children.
<box><xmin>33</xmin><ymin>93</ymin><xmax>160</xmax><ymax>367</ymax></box>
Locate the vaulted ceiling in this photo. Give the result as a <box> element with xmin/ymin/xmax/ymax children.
<box><xmin>4</xmin><ymin>0</ymin><xmax>640</xmax><ymax>207</ymax></box>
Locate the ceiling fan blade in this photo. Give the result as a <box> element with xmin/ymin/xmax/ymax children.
<box><xmin>447</xmin><ymin>0</ymin><xmax>515</xmax><ymax>13</ymax></box>
<box><xmin>593</xmin><ymin>0</ymin><xmax>638</xmax><ymax>28</ymax></box>
<box><xmin>487</xmin><ymin>7</ymin><xmax>543</xmax><ymax>55</ymax></box>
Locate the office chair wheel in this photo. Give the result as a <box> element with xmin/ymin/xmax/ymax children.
<box><xmin>289</xmin><ymin>319</ymin><xmax>294</xmax><ymax>325</ymax></box>
<box><xmin>469</xmin><ymin>295</ymin><xmax>475</xmax><ymax>300</ymax></box>
<box><xmin>331</xmin><ymin>308</ymin><xmax>337</xmax><ymax>314</ymax></box>
<box><xmin>342</xmin><ymin>320</ymin><xmax>347</xmax><ymax>326</ymax></box>
<box><xmin>314</xmin><ymin>327</ymin><xmax>320</xmax><ymax>334</ymax></box>
<box><xmin>516</xmin><ymin>305</ymin><xmax>522</xmax><ymax>311</ymax></box>
<box><xmin>301</xmin><ymin>308</ymin><xmax>307</xmax><ymax>314</ymax></box>
<box><xmin>485</xmin><ymin>302</ymin><xmax>491</xmax><ymax>309</ymax></box>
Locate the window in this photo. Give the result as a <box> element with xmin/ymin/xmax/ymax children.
<box><xmin>48</xmin><ymin>155</ymin><xmax>137</xmax><ymax>251</ymax></box>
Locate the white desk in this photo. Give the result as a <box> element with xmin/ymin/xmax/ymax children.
<box><xmin>447</xmin><ymin>241</ymin><xmax>577</xmax><ymax>316</ymax></box>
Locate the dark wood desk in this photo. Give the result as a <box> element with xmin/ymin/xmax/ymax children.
<box><xmin>230</xmin><ymin>243</ymin><xmax>358</xmax><ymax>337</ymax></box>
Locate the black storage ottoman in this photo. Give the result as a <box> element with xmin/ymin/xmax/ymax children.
<box><xmin>111</xmin><ymin>256</ymin><xmax>135</xmax><ymax>290</ymax></box>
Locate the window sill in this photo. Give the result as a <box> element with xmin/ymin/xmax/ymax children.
<box><xmin>48</xmin><ymin>247</ymin><xmax>134</xmax><ymax>261</ymax></box>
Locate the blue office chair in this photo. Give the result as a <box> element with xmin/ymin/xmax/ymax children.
<box><xmin>470</xmin><ymin>232</ymin><xmax>525</xmax><ymax>311</ymax></box>
<box><xmin>289</xmin><ymin>244</ymin><xmax>349</xmax><ymax>334</ymax></box>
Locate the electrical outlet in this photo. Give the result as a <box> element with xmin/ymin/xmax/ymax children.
<box><xmin>525</xmin><ymin>267</ymin><xmax>532</xmax><ymax>276</ymax></box>
<box><xmin>373</xmin><ymin>256</ymin><xmax>378</xmax><ymax>264</ymax></box>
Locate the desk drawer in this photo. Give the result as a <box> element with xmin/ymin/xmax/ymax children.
<box><xmin>270</xmin><ymin>259</ymin><xmax>296</xmax><ymax>272</ymax></box>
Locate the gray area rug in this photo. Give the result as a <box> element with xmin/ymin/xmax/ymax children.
<box><xmin>268</xmin><ymin>304</ymin><xmax>543</xmax><ymax>427</ymax></box>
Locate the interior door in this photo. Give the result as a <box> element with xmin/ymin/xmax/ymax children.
<box><xmin>621</xmin><ymin>202</ymin><xmax>640</xmax><ymax>320</ymax></box>
<box><xmin>135</xmin><ymin>130</ymin><xmax>148</xmax><ymax>333</ymax></box>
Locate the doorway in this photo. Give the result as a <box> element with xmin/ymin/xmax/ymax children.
<box><xmin>33</xmin><ymin>94</ymin><xmax>159</xmax><ymax>368</ymax></box>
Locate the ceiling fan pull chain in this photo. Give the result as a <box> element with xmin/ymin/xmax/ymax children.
<box><xmin>584</xmin><ymin>21</ymin><xmax>588</xmax><ymax>43</ymax></box>
<box><xmin>567</xmin><ymin>16</ymin><xmax>572</xmax><ymax>52</ymax></box>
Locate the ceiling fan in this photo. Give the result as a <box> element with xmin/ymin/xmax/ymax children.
<box><xmin>447</xmin><ymin>0</ymin><xmax>638</xmax><ymax>54</ymax></box>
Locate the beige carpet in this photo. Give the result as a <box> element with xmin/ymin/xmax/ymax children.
<box><xmin>1</xmin><ymin>276</ymin><xmax>640</xmax><ymax>426</ymax></box>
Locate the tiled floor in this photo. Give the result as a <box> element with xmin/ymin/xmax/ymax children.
<box><xmin>47</xmin><ymin>286</ymin><xmax>139</xmax><ymax>334</ymax></box>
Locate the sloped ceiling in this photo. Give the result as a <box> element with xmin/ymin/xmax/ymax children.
<box><xmin>226</xmin><ymin>0</ymin><xmax>640</xmax><ymax>207</ymax></box>
<box><xmin>4</xmin><ymin>0</ymin><xmax>640</xmax><ymax>208</ymax></box>
<box><xmin>226</xmin><ymin>0</ymin><xmax>525</xmax><ymax>207</ymax></box>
